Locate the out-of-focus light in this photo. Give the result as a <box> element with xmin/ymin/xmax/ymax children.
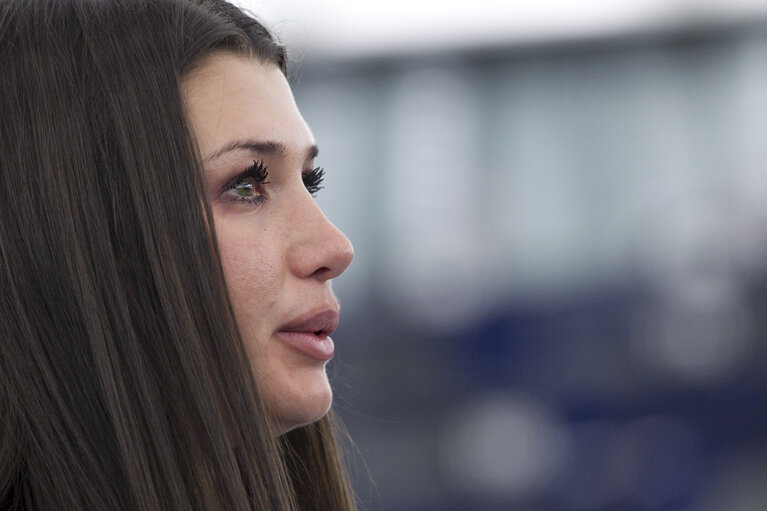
<box><xmin>630</xmin><ymin>272</ymin><xmax>754</xmax><ymax>386</ymax></box>
<box><xmin>380</xmin><ymin>66</ymin><xmax>494</xmax><ymax>331</ymax></box>
<box><xmin>440</xmin><ymin>393</ymin><xmax>572</xmax><ymax>500</ymax></box>
<box><xmin>242</xmin><ymin>0</ymin><xmax>767</xmax><ymax>59</ymax></box>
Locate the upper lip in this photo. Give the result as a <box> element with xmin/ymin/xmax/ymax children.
<box><xmin>278</xmin><ymin>307</ymin><xmax>340</xmax><ymax>336</ymax></box>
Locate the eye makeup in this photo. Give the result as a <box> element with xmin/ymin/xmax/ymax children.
<box><xmin>302</xmin><ymin>166</ymin><xmax>325</xmax><ymax>197</ymax></box>
<box><xmin>218</xmin><ymin>160</ymin><xmax>327</xmax><ymax>208</ymax></box>
<box><xmin>221</xmin><ymin>159</ymin><xmax>269</xmax><ymax>206</ymax></box>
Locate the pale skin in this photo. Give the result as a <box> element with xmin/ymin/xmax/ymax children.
<box><xmin>182</xmin><ymin>53</ymin><xmax>354</xmax><ymax>434</ymax></box>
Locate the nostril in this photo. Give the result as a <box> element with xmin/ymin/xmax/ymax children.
<box><xmin>311</xmin><ymin>266</ymin><xmax>331</xmax><ymax>279</ymax></box>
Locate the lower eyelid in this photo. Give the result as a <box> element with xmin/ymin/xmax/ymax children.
<box><xmin>222</xmin><ymin>190</ymin><xmax>267</xmax><ymax>207</ymax></box>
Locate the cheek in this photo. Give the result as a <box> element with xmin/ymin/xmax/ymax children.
<box><xmin>216</xmin><ymin>221</ymin><xmax>284</xmax><ymax>347</ymax></box>
<box><xmin>213</xmin><ymin>215</ymin><xmax>330</xmax><ymax>432</ymax></box>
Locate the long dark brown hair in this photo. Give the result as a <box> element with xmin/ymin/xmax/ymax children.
<box><xmin>0</xmin><ymin>0</ymin><xmax>357</xmax><ymax>509</ymax></box>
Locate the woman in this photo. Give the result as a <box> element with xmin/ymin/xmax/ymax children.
<box><xmin>0</xmin><ymin>0</ymin><xmax>357</xmax><ymax>509</ymax></box>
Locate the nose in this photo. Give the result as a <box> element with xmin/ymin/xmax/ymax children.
<box><xmin>287</xmin><ymin>197</ymin><xmax>354</xmax><ymax>281</ymax></box>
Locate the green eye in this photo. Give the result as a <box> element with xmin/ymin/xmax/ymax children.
<box><xmin>235</xmin><ymin>177</ymin><xmax>256</xmax><ymax>197</ymax></box>
<box><xmin>223</xmin><ymin>160</ymin><xmax>269</xmax><ymax>206</ymax></box>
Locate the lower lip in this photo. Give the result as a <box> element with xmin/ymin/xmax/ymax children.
<box><xmin>274</xmin><ymin>331</ymin><xmax>335</xmax><ymax>361</ymax></box>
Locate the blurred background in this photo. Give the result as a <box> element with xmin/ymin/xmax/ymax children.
<box><xmin>243</xmin><ymin>1</ymin><xmax>767</xmax><ymax>509</ymax></box>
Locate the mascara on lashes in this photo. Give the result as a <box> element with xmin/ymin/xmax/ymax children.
<box><xmin>218</xmin><ymin>159</ymin><xmax>269</xmax><ymax>205</ymax></box>
<box><xmin>302</xmin><ymin>166</ymin><xmax>325</xmax><ymax>197</ymax></box>
<box><xmin>219</xmin><ymin>160</ymin><xmax>326</xmax><ymax>201</ymax></box>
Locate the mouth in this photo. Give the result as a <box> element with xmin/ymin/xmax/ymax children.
<box><xmin>275</xmin><ymin>308</ymin><xmax>339</xmax><ymax>361</ymax></box>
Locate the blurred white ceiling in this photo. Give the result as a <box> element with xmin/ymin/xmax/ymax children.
<box><xmin>237</xmin><ymin>0</ymin><xmax>767</xmax><ymax>59</ymax></box>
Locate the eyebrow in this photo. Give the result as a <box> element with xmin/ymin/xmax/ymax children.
<box><xmin>203</xmin><ymin>139</ymin><xmax>319</xmax><ymax>163</ymax></box>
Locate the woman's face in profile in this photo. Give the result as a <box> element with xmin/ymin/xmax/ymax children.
<box><xmin>182</xmin><ymin>53</ymin><xmax>354</xmax><ymax>434</ymax></box>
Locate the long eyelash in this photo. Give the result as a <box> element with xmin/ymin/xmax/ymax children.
<box><xmin>303</xmin><ymin>166</ymin><xmax>325</xmax><ymax>196</ymax></box>
<box><xmin>241</xmin><ymin>159</ymin><xmax>269</xmax><ymax>184</ymax></box>
<box><xmin>220</xmin><ymin>159</ymin><xmax>269</xmax><ymax>195</ymax></box>
<box><xmin>219</xmin><ymin>160</ymin><xmax>269</xmax><ymax>205</ymax></box>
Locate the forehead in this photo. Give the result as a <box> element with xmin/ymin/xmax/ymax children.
<box><xmin>181</xmin><ymin>53</ymin><xmax>313</xmax><ymax>160</ymax></box>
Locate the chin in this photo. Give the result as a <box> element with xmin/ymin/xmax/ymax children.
<box><xmin>271</xmin><ymin>377</ymin><xmax>333</xmax><ymax>435</ymax></box>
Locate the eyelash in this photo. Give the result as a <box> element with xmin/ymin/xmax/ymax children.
<box><xmin>223</xmin><ymin>159</ymin><xmax>270</xmax><ymax>206</ymax></box>
<box><xmin>303</xmin><ymin>166</ymin><xmax>325</xmax><ymax>197</ymax></box>
<box><xmin>223</xmin><ymin>160</ymin><xmax>326</xmax><ymax>206</ymax></box>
